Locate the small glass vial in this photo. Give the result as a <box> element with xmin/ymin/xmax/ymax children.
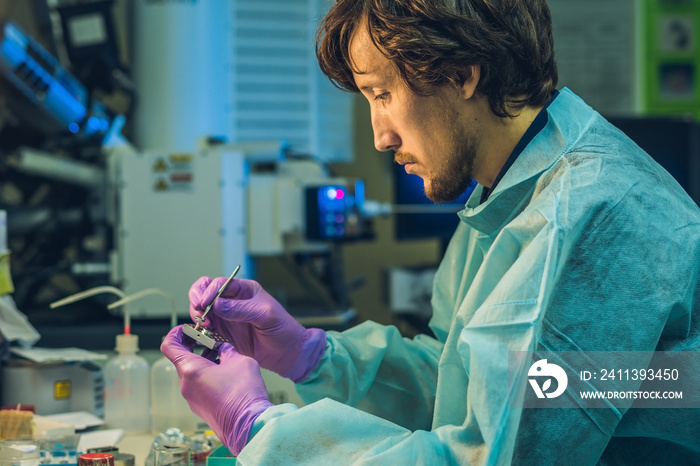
<box><xmin>0</xmin><ymin>439</ymin><xmax>40</xmax><ymax>466</ymax></box>
<box><xmin>78</xmin><ymin>452</ymin><xmax>115</xmax><ymax>466</ymax></box>
<box><xmin>153</xmin><ymin>443</ymin><xmax>190</xmax><ymax>466</ymax></box>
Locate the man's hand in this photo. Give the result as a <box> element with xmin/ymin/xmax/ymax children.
<box><xmin>160</xmin><ymin>326</ymin><xmax>273</xmax><ymax>456</ymax></box>
<box><xmin>189</xmin><ymin>277</ymin><xmax>326</xmax><ymax>382</ymax></box>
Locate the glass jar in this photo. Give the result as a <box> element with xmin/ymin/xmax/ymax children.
<box><xmin>0</xmin><ymin>439</ymin><xmax>40</xmax><ymax>466</ymax></box>
<box><xmin>152</xmin><ymin>443</ymin><xmax>190</xmax><ymax>466</ymax></box>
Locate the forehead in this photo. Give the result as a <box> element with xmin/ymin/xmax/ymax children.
<box><xmin>348</xmin><ymin>24</ymin><xmax>396</xmax><ymax>87</ymax></box>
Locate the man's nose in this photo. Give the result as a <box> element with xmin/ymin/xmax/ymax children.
<box><xmin>372</xmin><ymin>112</ymin><xmax>400</xmax><ymax>152</ymax></box>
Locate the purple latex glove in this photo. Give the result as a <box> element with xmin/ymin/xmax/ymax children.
<box><xmin>161</xmin><ymin>326</ymin><xmax>273</xmax><ymax>456</ymax></box>
<box><xmin>190</xmin><ymin>277</ymin><xmax>326</xmax><ymax>383</ymax></box>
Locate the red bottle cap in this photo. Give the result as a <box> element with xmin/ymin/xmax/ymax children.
<box><xmin>78</xmin><ymin>453</ymin><xmax>115</xmax><ymax>466</ymax></box>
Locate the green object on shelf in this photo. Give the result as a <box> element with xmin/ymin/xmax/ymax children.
<box><xmin>206</xmin><ymin>445</ymin><xmax>237</xmax><ymax>465</ymax></box>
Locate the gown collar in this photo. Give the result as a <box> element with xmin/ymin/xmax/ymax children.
<box><xmin>458</xmin><ymin>88</ymin><xmax>596</xmax><ymax>234</ymax></box>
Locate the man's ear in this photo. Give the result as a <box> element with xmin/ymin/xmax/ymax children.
<box><xmin>459</xmin><ymin>65</ymin><xmax>480</xmax><ymax>100</ymax></box>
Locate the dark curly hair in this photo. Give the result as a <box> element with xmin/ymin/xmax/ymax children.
<box><xmin>316</xmin><ymin>0</ymin><xmax>558</xmax><ymax>118</ymax></box>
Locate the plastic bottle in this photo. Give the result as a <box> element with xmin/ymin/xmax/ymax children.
<box><xmin>150</xmin><ymin>356</ymin><xmax>199</xmax><ymax>434</ymax></box>
<box><xmin>107</xmin><ymin>288</ymin><xmax>200</xmax><ymax>434</ymax></box>
<box><xmin>104</xmin><ymin>334</ymin><xmax>150</xmax><ymax>433</ymax></box>
<box><xmin>50</xmin><ymin>287</ymin><xmax>150</xmax><ymax>433</ymax></box>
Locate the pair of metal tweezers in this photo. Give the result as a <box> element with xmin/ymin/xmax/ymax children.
<box><xmin>182</xmin><ymin>265</ymin><xmax>240</xmax><ymax>349</ymax></box>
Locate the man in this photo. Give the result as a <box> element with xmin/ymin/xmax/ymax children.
<box><xmin>161</xmin><ymin>0</ymin><xmax>700</xmax><ymax>463</ymax></box>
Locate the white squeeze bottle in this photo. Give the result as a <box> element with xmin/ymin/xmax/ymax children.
<box><xmin>108</xmin><ymin>288</ymin><xmax>200</xmax><ymax>434</ymax></box>
<box><xmin>149</xmin><ymin>353</ymin><xmax>199</xmax><ymax>433</ymax></box>
<box><xmin>50</xmin><ymin>286</ymin><xmax>151</xmax><ymax>433</ymax></box>
<box><xmin>104</xmin><ymin>333</ymin><xmax>150</xmax><ymax>433</ymax></box>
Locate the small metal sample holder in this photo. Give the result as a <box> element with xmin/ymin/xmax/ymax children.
<box><xmin>182</xmin><ymin>324</ymin><xmax>230</xmax><ymax>350</ymax></box>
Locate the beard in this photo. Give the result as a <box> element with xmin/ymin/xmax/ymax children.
<box><xmin>394</xmin><ymin>91</ymin><xmax>479</xmax><ymax>204</ymax></box>
<box><xmin>396</xmin><ymin>131</ymin><xmax>476</xmax><ymax>204</ymax></box>
<box><xmin>425</xmin><ymin>137</ymin><xmax>476</xmax><ymax>203</ymax></box>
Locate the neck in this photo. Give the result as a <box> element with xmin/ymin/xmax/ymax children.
<box><xmin>472</xmin><ymin>100</ymin><xmax>544</xmax><ymax>188</ymax></box>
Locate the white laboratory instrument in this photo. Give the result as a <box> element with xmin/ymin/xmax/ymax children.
<box><xmin>109</xmin><ymin>137</ymin><xmax>368</xmax><ymax>320</ymax></box>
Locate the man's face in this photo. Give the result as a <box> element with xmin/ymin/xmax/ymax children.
<box><xmin>349</xmin><ymin>25</ymin><xmax>479</xmax><ymax>203</ymax></box>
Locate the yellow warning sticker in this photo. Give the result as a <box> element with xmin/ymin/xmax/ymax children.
<box><xmin>54</xmin><ymin>380</ymin><xmax>71</xmax><ymax>400</ymax></box>
<box><xmin>150</xmin><ymin>153</ymin><xmax>195</xmax><ymax>192</ymax></box>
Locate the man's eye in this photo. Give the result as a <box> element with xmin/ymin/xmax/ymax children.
<box><xmin>375</xmin><ymin>92</ymin><xmax>389</xmax><ymax>101</ymax></box>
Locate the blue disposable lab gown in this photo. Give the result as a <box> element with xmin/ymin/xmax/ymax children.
<box><xmin>237</xmin><ymin>88</ymin><xmax>700</xmax><ymax>465</ymax></box>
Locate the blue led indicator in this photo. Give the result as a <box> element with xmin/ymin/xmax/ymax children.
<box><xmin>68</xmin><ymin>122</ymin><xmax>79</xmax><ymax>133</ymax></box>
